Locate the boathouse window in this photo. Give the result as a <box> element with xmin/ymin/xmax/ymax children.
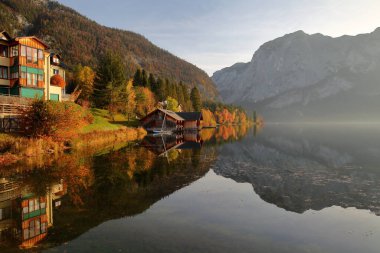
<box><xmin>0</xmin><ymin>45</ymin><xmax>8</xmax><ymax>57</ymax></box>
<box><xmin>0</xmin><ymin>67</ymin><xmax>8</xmax><ymax>79</ymax></box>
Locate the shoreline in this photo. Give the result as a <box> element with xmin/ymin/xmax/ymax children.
<box><xmin>0</xmin><ymin>127</ymin><xmax>147</xmax><ymax>167</ymax></box>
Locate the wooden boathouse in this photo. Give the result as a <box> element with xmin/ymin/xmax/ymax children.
<box><xmin>140</xmin><ymin>108</ymin><xmax>203</xmax><ymax>133</ymax></box>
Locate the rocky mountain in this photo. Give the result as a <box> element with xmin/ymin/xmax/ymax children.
<box><xmin>212</xmin><ymin>29</ymin><xmax>380</xmax><ymax>121</ymax></box>
<box><xmin>0</xmin><ymin>0</ymin><xmax>218</xmax><ymax>98</ymax></box>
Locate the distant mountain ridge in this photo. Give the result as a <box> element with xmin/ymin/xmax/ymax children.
<box><xmin>0</xmin><ymin>0</ymin><xmax>218</xmax><ymax>98</ymax></box>
<box><xmin>212</xmin><ymin>28</ymin><xmax>380</xmax><ymax>121</ymax></box>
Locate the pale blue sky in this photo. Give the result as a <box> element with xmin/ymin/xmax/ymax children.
<box><xmin>58</xmin><ymin>0</ymin><xmax>380</xmax><ymax>75</ymax></box>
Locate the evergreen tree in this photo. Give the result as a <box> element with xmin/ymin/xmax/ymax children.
<box><xmin>133</xmin><ymin>69</ymin><xmax>142</xmax><ymax>86</ymax></box>
<box><xmin>93</xmin><ymin>51</ymin><xmax>126</xmax><ymax>109</ymax></box>
<box><xmin>190</xmin><ymin>86</ymin><xmax>202</xmax><ymax>111</ymax></box>
<box><xmin>156</xmin><ymin>78</ymin><xmax>166</xmax><ymax>101</ymax></box>
<box><xmin>148</xmin><ymin>73</ymin><xmax>156</xmax><ymax>91</ymax></box>
<box><xmin>142</xmin><ymin>69</ymin><xmax>148</xmax><ymax>87</ymax></box>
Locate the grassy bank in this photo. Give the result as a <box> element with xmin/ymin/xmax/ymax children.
<box><xmin>0</xmin><ymin>109</ymin><xmax>146</xmax><ymax>166</ymax></box>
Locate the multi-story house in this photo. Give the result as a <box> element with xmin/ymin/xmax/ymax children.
<box><xmin>0</xmin><ymin>31</ymin><xmax>65</xmax><ymax>101</ymax></box>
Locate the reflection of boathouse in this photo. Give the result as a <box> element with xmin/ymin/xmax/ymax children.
<box><xmin>140</xmin><ymin>132</ymin><xmax>203</xmax><ymax>157</ymax></box>
<box><xmin>140</xmin><ymin>108</ymin><xmax>203</xmax><ymax>132</ymax></box>
<box><xmin>0</xmin><ymin>178</ymin><xmax>66</xmax><ymax>248</ymax></box>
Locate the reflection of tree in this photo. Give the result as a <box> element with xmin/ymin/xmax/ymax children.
<box><xmin>44</xmin><ymin>145</ymin><xmax>217</xmax><ymax>247</ymax></box>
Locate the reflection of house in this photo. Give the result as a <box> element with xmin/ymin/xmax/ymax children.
<box><xmin>140</xmin><ymin>132</ymin><xmax>203</xmax><ymax>156</ymax></box>
<box><xmin>0</xmin><ymin>178</ymin><xmax>66</xmax><ymax>248</ymax></box>
<box><xmin>140</xmin><ymin>108</ymin><xmax>203</xmax><ymax>132</ymax></box>
<box><xmin>0</xmin><ymin>31</ymin><xmax>66</xmax><ymax>101</ymax></box>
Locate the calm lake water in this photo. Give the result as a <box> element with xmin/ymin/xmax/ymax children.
<box><xmin>2</xmin><ymin>124</ymin><xmax>380</xmax><ymax>252</ymax></box>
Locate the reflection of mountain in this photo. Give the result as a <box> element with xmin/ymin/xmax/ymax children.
<box><xmin>213</xmin><ymin>125</ymin><xmax>380</xmax><ymax>215</ymax></box>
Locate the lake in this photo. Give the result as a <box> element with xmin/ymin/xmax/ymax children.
<box><xmin>2</xmin><ymin>124</ymin><xmax>380</xmax><ymax>252</ymax></box>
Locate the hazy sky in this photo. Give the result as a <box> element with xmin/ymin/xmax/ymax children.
<box><xmin>58</xmin><ymin>0</ymin><xmax>380</xmax><ymax>75</ymax></box>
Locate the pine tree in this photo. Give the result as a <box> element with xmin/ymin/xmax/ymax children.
<box><xmin>190</xmin><ymin>86</ymin><xmax>202</xmax><ymax>112</ymax></box>
<box><xmin>148</xmin><ymin>73</ymin><xmax>156</xmax><ymax>91</ymax></box>
<box><xmin>93</xmin><ymin>51</ymin><xmax>126</xmax><ymax>109</ymax></box>
<box><xmin>142</xmin><ymin>69</ymin><xmax>148</xmax><ymax>87</ymax></box>
<box><xmin>133</xmin><ymin>69</ymin><xmax>142</xmax><ymax>86</ymax></box>
<box><xmin>156</xmin><ymin>78</ymin><xmax>166</xmax><ymax>101</ymax></box>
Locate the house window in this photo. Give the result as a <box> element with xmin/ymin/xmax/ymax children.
<box><xmin>53</xmin><ymin>57</ymin><xmax>59</xmax><ymax>64</ymax></box>
<box><xmin>11</xmin><ymin>71</ymin><xmax>19</xmax><ymax>79</ymax></box>
<box><xmin>53</xmin><ymin>69</ymin><xmax>59</xmax><ymax>75</ymax></box>
<box><xmin>11</xmin><ymin>46</ymin><xmax>18</xmax><ymax>57</ymax></box>
<box><xmin>32</xmin><ymin>48</ymin><xmax>38</xmax><ymax>64</ymax></box>
<box><xmin>0</xmin><ymin>66</ymin><xmax>8</xmax><ymax>79</ymax></box>
<box><xmin>21</xmin><ymin>45</ymin><xmax>26</xmax><ymax>56</ymax></box>
<box><xmin>38</xmin><ymin>49</ymin><xmax>43</xmax><ymax>60</ymax></box>
<box><xmin>0</xmin><ymin>207</ymin><xmax>11</xmax><ymax>221</ymax></box>
<box><xmin>26</xmin><ymin>47</ymin><xmax>32</xmax><ymax>63</ymax></box>
<box><xmin>38</xmin><ymin>74</ymin><xmax>43</xmax><ymax>82</ymax></box>
<box><xmin>0</xmin><ymin>45</ymin><xmax>8</xmax><ymax>57</ymax></box>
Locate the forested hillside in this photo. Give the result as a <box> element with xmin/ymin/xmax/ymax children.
<box><xmin>0</xmin><ymin>0</ymin><xmax>218</xmax><ymax>98</ymax></box>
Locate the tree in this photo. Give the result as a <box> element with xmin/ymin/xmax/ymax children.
<box><xmin>166</xmin><ymin>96</ymin><xmax>179</xmax><ymax>112</ymax></box>
<box><xmin>93</xmin><ymin>51</ymin><xmax>126</xmax><ymax>109</ymax></box>
<box><xmin>50</xmin><ymin>74</ymin><xmax>66</xmax><ymax>88</ymax></box>
<box><xmin>133</xmin><ymin>69</ymin><xmax>142</xmax><ymax>86</ymax></box>
<box><xmin>73</xmin><ymin>65</ymin><xmax>95</xmax><ymax>101</ymax></box>
<box><xmin>156</xmin><ymin>78</ymin><xmax>166</xmax><ymax>101</ymax></box>
<box><xmin>141</xmin><ymin>69</ymin><xmax>148</xmax><ymax>88</ymax></box>
<box><xmin>124</xmin><ymin>80</ymin><xmax>136</xmax><ymax>121</ymax></box>
<box><xmin>148</xmin><ymin>73</ymin><xmax>156</xmax><ymax>91</ymax></box>
<box><xmin>134</xmin><ymin>87</ymin><xmax>156</xmax><ymax>117</ymax></box>
<box><xmin>190</xmin><ymin>86</ymin><xmax>202</xmax><ymax>111</ymax></box>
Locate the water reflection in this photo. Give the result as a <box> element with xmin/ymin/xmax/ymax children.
<box><xmin>1</xmin><ymin>127</ymin><xmax>248</xmax><ymax>251</ymax></box>
<box><xmin>0</xmin><ymin>177</ymin><xmax>66</xmax><ymax>249</ymax></box>
<box><xmin>214</xmin><ymin>124</ymin><xmax>380</xmax><ymax>215</ymax></box>
<box><xmin>4</xmin><ymin>124</ymin><xmax>380</xmax><ymax>252</ymax></box>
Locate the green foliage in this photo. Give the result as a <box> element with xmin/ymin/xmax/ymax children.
<box><xmin>93</xmin><ymin>51</ymin><xmax>126</xmax><ymax>109</ymax></box>
<box><xmin>190</xmin><ymin>86</ymin><xmax>202</xmax><ymax>111</ymax></box>
<box><xmin>166</xmin><ymin>96</ymin><xmax>179</xmax><ymax>112</ymax></box>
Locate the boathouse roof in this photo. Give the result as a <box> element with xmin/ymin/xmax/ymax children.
<box><xmin>177</xmin><ymin>112</ymin><xmax>203</xmax><ymax>121</ymax></box>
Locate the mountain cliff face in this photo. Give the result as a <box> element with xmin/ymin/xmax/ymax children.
<box><xmin>0</xmin><ymin>0</ymin><xmax>218</xmax><ymax>98</ymax></box>
<box><xmin>212</xmin><ymin>29</ymin><xmax>380</xmax><ymax>121</ymax></box>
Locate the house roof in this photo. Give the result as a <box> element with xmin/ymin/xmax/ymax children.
<box><xmin>177</xmin><ymin>112</ymin><xmax>203</xmax><ymax>121</ymax></box>
<box><xmin>0</xmin><ymin>31</ymin><xmax>12</xmax><ymax>41</ymax></box>
<box><xmin>14</xmin><ymin>36</ymin><xmax>49</xmax><ymax>49</ymax></box>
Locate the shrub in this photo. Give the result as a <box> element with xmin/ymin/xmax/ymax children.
<box><xmin>20</xmin><ymin>100</ymin><xmax>92</xmax><ymax>140</ymax></box>
<box><xmin>50</xmin><ymin>74</ymin><xmax>66</xmax><ymax>88</ymax></box>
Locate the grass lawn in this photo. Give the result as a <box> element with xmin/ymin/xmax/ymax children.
<box><xmin>80</xmin><ymin>108</ymin><xmax>140</xmax><ymax>133</ymax></box>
